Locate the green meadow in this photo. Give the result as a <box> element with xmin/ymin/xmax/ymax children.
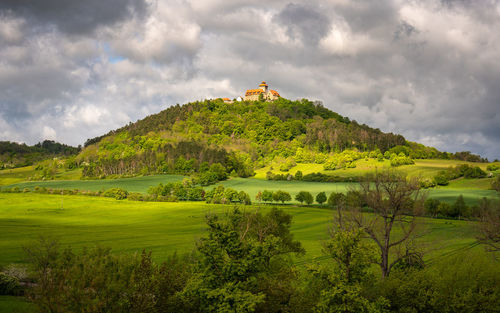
<box><xmin>4</xmin><ymin>175</ymin><xmax>499</xmax><ymax>206</ymax></box>
<box><xmin>254</xmin><ymin>159</ymin><xmax>492</xmax><ymax>179</ymax></box>
<box><xmin>0</xmin><ymin>192</ymin><xmax>485</xmax><ymax>268</ymax></box>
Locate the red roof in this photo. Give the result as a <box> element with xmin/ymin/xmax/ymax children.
<box><xmin>245</xmin><ymin>89</ymin><xmax>264</xmax><ymax>96</ymax></box>
<box><xmin>222</xmin><ymin>98</ymin><xmax>230</xmax><ymax>101</ymax></box>
<box><xmin>270</xmin><ymin>90</ymin><xmax>280</xmax><ymax>96</ymax></box>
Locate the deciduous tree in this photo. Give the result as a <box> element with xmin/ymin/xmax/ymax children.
<box><xmin>341</xmin><ymin>170</ymin><xmax>426</xmax><ymax>278</ymax></box>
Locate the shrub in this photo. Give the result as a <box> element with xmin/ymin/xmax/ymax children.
<box><xmin>102</xmin><ymin>188</ymin><xmax>128</xmax><ymax>200</ymax></box>
<box><xmin>486</xmin><ymin>164</ymin><xmax>500</xmax><ymax>171</ymax></box>
<box><xmin>433</xmin><ymin>171</ymin><xmax>450</xmax><ymax>186</ymax></box>
<box><xmin>0</xmin><ymin>272</ymin><xmax>21</xmax><ymax>296</ymax></box>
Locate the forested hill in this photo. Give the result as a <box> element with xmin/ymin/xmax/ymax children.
<box><xmin>0</xmin><ymin>140</ymin><xmax>80</xmax><ymax>169</ymax></box>
<box><xmin>76</xmin><ymin>98</ymin><xmax>471</xmax><ymax>178</ymax></box>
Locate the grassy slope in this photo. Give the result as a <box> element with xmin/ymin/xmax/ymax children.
<box><xmin>256</xmin><ymin>159</ymin><xmax>492</xmax><ymax>179</ymax></box>
<box><xmin>0</xmin><ymin>192</ymin><xmax>489</xmax><ymax>312</ymax></box>
<box><xmin>0</xmin><ymin>166</ymin><xmax>82</xmax><ymax>186</ymax></box>
<box><xmin>3</xmin><ymin>174</ymin><xmax>185</xmax><ymax>193</ymax></box>
<box><xmin>5</xmin><ymin>175</ymin><xmax>499</xmax><ymax>206</ymax></box>
<box><xmin>0</xmin><ymin>193</ymin><xmax>486</xmax><ymax>267</ymax></box>
<box><xmin>0</xmin><ymin>296</ymin><xmax>35</xmax><ymax>313</ymax></box>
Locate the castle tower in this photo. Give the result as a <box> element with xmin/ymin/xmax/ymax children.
<box><xmin>259</xmin><ymin>81</ymin><xmax>268</xmax><ymax>92</ymax></box>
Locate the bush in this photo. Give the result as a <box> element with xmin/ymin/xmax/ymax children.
<box><xmin>102</xmin><ymin>188</ymin><xmax>128</xmax><ymax>200</ymax></box>
<box><xmin>463</xmin><ymin>166</ymin><xmax>486</xmax><ymax>178</ymax></box>
<box><xmin>486</xmin><ymin>164</ymin><xmax>500</xmax><ymax>171</ymax></box>
<box><xmin>433</xmin><ymin>171</ymin><xmax>450</xmax><ymax>186</ymax></box>
<box><xmin>390</xmin><ymin>153</ymin><xmax>414</xmax><ymax>167</ymax></box>
<box><xmin>420</xmin><ymin>178</ymin><xmax>436</xmax><ymax>189</ymax></box>
<box><xmin>0</xmin><ymin>272</ymin><xmax>21</xmax><ymax>296</ymax></box>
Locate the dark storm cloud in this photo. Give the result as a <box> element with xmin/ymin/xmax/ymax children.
<box><xmin>0</xmin><ymin>0</ymin><xmax>148</xmax><ymax>35</ymax></box>
<box><xmin>274</xmin><ymin>3</ymin><xmax>330</xmax><ymax>46</ymax></box>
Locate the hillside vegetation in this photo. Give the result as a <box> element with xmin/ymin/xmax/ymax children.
<box><xmin>0</xmin><ymin>140</ymin><xmax>80</xmax><ymax>169</ymax></box>
<box><xmin>74</xmin><ymin>98</ymin><xmax>476</xmax><ymax>179</ymax></box>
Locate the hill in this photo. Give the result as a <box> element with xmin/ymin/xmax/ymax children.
<box><xmin>0</xmin><ymin>140</ymin><xmax>80</xmax><ymax>169</ymax></box>
<box><xmin>75</xmin><ymin>97</ymin><xmax>465</xmax><ymax>179</ymax></box>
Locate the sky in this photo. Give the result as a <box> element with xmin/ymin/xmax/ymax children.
<box><xmin>0</xmin><ymin>0</ymin><xmax>499</xmax><ymax>160</ymax></box>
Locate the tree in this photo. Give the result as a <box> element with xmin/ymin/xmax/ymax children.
<box><xmin>316</xmin><ymin>192</ymin><xmax>327</xmax><ymax>205</ymax></box>
<box><xmin>451</xmin><ymin>195</ymin><xmax>468</xmax><ymax>219</ymax></box>
<box><xmin>328</xmin><ymin>192</ymin><xmax>346</xmax><ymax>208</ymax></box>
<box><xmin>300</xmin><ymin>191</ymin><xmax>314</xmax><ymax>205</ymax></box>
<box><xmin>295</xmin><ymin>170</ymin><xmax>303</xmax><ymax>180</ymax></box>
<box><xmin>181</xmin><ymin>208</ymin><xmax>303</xmax><ymax>312</ymax></box>
<box><xmin>262</xmin><ymin>190</ymin><xmax>274</xmax><ymax>203</ymax></box>
<box><xmin>341</xmin><ymin>170</ymin><xmax>426</xmax><ymax>278</ymax></box>
<box><xmin>424</xmin><ymin>198</ymin><xmax>441</xmax><ymax>217</ymax></box>
<box><xmin>296</xmin><ymin>191</ymin><xmax>312</xmax><ymax>205</ymax></box>
<box><xmin>492</xmin><ymin>175</ymin><xmax>500</xmax><ymax>192</ymax></box>
<box><xmin>477</xmin><ymin>200</ymin><xmax>500</xmax><ymax>253</ymax></box>
<box><xmin>273</xmin><ymin>190</ymin><xmax>291</xmax><ymax>204</ymax></box>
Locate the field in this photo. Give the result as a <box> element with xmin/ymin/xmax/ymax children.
<box><xmin>254</xmin><ymin>159</ymin><xmax>492</xmax><ymax>179</ymax></box>
<box><xmin>1</xmin><ymin>158</ymin><xmax>498</xmax><ymax>313</ymax></box>
<box><xmin>0</xmin><ymin>190</ymin><xmax>493</xmax><ymax>312</ymax></box>
<box><xmin>0</xmin><ymin>193</ymin><xmax>485</xmax><ymax>266</ymax></box>
<box><xmin>4</xmin><ymin>174</ymin><xmax>499</xmax><ymax>206</ymax></box>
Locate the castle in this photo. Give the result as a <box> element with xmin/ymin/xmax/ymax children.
<box><xmin>243</xmin><ymin>81</ymin><xmax>280</xmax><ymax>101</ymax></box>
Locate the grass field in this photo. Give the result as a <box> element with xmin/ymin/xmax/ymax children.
<box><xmin>0</xmin><ymin>192</ymin><xmax>491</xmax><ymax>312</ymax></box>
<box><xmin>255</xmin><ymin>159</ymin><xmax>492</xmax><ymax>180</ymax></box>
<box><xmin>0</xmin><ymin>166</ymin><xmax>82</xmax><ymax>186</ymax></box>
<box><xmin>5</xmin><ymin>174</ymin><xmax>499</xmax><ymax>206</ymax></box>
<box><xmin>0</xmin><ymin>193</ymin><xmax>486</xmax><ymax>266</ymax></box>
<box><xmin>0</xmin><ymin>296</ymin><xmax>35</xmax><ymax>313</ymax></box>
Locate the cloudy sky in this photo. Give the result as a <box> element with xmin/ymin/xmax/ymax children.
<box><xmin>0</xmin><ymin>0</ymin><xmax>499</xmax><ymax>159</ymax></box>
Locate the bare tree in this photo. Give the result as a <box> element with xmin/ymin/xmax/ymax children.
<box><xmin>341</xmin><ymin>170</ymin><xmax>426</xmax><ymax>278</ymax></box>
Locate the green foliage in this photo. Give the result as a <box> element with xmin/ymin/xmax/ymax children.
<box><xmin>279</xmin><ymin>157</ymin><xmax>297</xmax><ymax>172</ymax></box>
<box><xmin>487</xmin><ymin>164</ymin><xmax>500</xmax><ymax>171</ymax></box>
<box><xmin>296</xmin><ymin>191</ymin><xmax>314</xmax><ymax>205</ymax></box>
<box><xmin>77</xmin><ymin>98</ymin><xmax>452</xmax><ymax>179</ymax></box>
<box><xmin>389</xmin><ymin>152</ymin><xmax>414</xmax><ymax>167</ymax></box>
<box><xmin>204</xmin><ymin>185</ymin><xmax>251</xmax><ymax>205</ymax></box>
<box><xmin>328</xmin><ymin>192</ymin><xmax>346</xmax><ymax>208</ymax></box>
<box><xmin>316</xmin><ymin>192</ymin><xmax>327</xmax><ymax>205</ymax></box>
<box><xmin>323</xmin><ymin>150</ymin><xmax>362</xmax><ymax>170</ymax></box>
<box><xmin>0</xmin><ymin>272</ymin><xmax>21</xmax><ymax>296</ymax></box>
<box><xmin>424</xmin><ymin>198</ymin><xmax>441</xmax><ymax>217</ymax></box>
<box><xmin>261</xmin><ymin>190</ymin><xmax>274</xmax><ymax>203</ymax></box>
<box><xmin>323</xmin><ymin>227</ymin><xmax>378</xmax><ymax>284</ymax></box>
<box><xmin>102</xmin><ymin>187</ymin><xmax>128</xmax><ymax>200</ymax></box>
<box><xmin>0</xmin><ymin>140</ymin><xmax>80</xmax><ymax>169</ymax></box>
<box><xmin>148</xmin><ymin>181</ymin><xmax>205</xmax><ymax>201</ymax></box>
<box><xmin>23</xmin><ymin>238</ymin><xmax>193</xmax><ymax>313</ymax></box>
<box><xmin>273</xmin><ymin>190</ymin><xmax>292</xmax><ymax>204</ymax></box>
<box><xmin>181</xmin><ymin>208</ymin><xmax>303</xmax><ymax>312</ymax></box>
<box><xmin>295</xmin><ymin>170</ymin><xmax>303</xmax><ymax>180</ymax></box>
<box><xmin>379</xmin><ymin>253</ymin><xmax>500</xmax><ymax>312</ymax></box>
<box><xmin>492</xmin><ymin>175</ymin><xmax>500</xmax><ymax>192</ymax></box>
<box><xmin>434</xmin><ymin>164</ymin><xmax>487</xmax><ymax>186</ymax></box>
<box><xmin>433</xmin><ymin>171</ymin><xmax>450</xmax><ymax>186</ymax></box>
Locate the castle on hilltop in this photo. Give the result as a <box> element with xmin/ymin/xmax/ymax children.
<box><xmin>243</xmin><ymin>81</ymin><xmax>280</xmax><ymax>101</ymax></box>
<box><xmin>220</xmin><ymin>81</ymin><xmax>281</xmax><ymax>103</ymax></box>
